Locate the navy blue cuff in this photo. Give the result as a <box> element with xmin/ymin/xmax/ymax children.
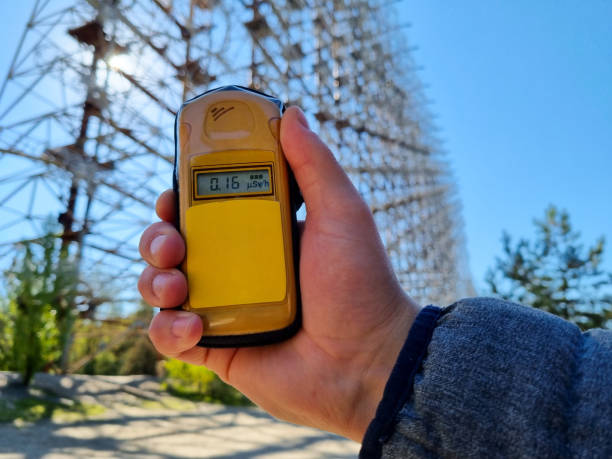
<box><xmin>359</xmin><ymin>305</ymin><xmax>443</xmax><ymax>459</ymax></box>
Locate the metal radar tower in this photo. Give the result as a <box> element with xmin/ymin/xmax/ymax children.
<box><xmin>0</xmin><ymin>0</ymin><xmax>473</xmax><ymax>320</ymax></box>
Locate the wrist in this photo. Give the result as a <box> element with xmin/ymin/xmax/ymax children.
<box><xmin>358</xmin><ymin>304</ymin><xmax>443</xmax><ymax>457</ymax></box>
<box><xmin>344</xmin><ymin>293</ymin><xmax>420</xmax><ymax>442</ymax></box>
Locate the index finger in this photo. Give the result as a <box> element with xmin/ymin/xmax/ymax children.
<box><xmin>156</xmin><ymin>189</ymin><xmax>176</xmax><ymax>223</ymax></box>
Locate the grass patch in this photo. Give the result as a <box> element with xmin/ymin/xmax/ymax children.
<box><xmin>0</xmin><ymin>397</ymin><xmax>106</xmax><ymax>424</ymax></box>
<box><xmin>162</xmin><ymin>379</ymin><xmax>252</xmax><ymax>406</ymax></box>
<box><xmin>52</xmin><ymin>402</ymin><xmax>106</xmax><ymax>422</ymax></box>
<box><xmin>141</xmin><ymin>396</ymin><xmax>195</xmax><ymax>411</ymax></box>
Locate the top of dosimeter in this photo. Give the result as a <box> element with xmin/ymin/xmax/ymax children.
<box><xmin>173</xmin><ymin>85</ymin><xmax>285</xmax><ymax>192</ymax></box>
<box><xmin>181</xmin><ymin>85</ymin><xmax>284</xmax><ymax>112</ymax></box>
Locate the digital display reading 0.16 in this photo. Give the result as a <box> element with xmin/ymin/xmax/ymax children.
<box><xmin>196</xmin><ymin>169</ymin><xmax>271</xmax><ymax>197</ymax></box>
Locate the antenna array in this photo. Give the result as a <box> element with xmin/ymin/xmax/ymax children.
<box><xmin>0</xmin><ymin>0</ymin><xmax>473</xmax><ymax>317</ymax></box>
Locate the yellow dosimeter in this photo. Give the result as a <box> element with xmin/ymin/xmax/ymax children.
<box><xmin>173</xmin><ymin>85</ymin><xmax>302</xmax><ymax>347</ymax></box>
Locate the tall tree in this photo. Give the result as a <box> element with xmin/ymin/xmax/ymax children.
<box><xmin>486</xmin><ymin>205</ymin><xmax>612</xmax><ymax>330</ymax></box>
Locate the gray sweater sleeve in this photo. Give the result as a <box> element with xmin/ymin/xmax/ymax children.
<box><xmin>360</xmin><ymin>298</ymin><xmax>612</xmax><ymax>458</ymax></box>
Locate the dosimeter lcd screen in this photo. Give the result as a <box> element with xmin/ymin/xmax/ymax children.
<box><xmin>196</xmin><ymin>168</ymin><xmax>271</xmax><ymax>197</ymax></box>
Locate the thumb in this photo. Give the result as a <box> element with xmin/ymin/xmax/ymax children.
<box><xmin>280</xmin><ymin>106</ymin><xmax>363</xmax><ymax>219</ymax></box>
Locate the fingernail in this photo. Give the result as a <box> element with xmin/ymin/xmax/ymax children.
<box><xmin>294</xmin><ymin>107</ymin><xmax>309</xmax><ymax>129</ymax></box>
<box><xmin>150</xmin><ymin>234</ymin><xmax>167</xmax><ymax>258</ymax></box>
<box><xmin>152</xmin><ymin>273</ymin><xmax>172</xmax><ymax>298</ymax></box>
<box><xmin>171</xmin><ymin>313</ymin><xmax>197</xmax><ymax>337</ymax></box>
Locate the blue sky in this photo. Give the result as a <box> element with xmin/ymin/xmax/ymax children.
<box><xmin>1</xmin><ymin>2</ymin><xmax>611</xmax><ymax>296</ymax></box>
<box><xmin>401</xmin><ymin>1</ymin><xmax>612</xmax><ymax>292</ymax></box>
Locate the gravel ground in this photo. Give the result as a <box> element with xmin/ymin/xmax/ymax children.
<box><xmin>0</xmin><ymin>372</ymin><xmax>359</xmax><ymax>458</ymax></box>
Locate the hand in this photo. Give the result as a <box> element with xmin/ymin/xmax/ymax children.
<box><xmin>138</xmin><ymin>107</ymin><xmax>420</xmax><ymax>441</ymax></box>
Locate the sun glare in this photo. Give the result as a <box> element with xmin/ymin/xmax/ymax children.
<box><xmin>108</xmin><ymin>53</ymin><xmax>135</xmax><ymax>73</ymax></box>
<box><xmin>105</xmin><ymin>53</ymin><xmax>136</xmax><ymax>92</ymax></box>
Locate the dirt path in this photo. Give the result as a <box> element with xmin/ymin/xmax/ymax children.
<box><xmin>0</xmin><ymin>373</ymin><xmax>359</xmax><ymax>458</ymax></box>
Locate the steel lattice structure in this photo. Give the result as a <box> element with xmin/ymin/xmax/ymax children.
<box><xmin>0</xmin><ymin>0</ymin><xmax>473</xmax><ymax>317</ymax></box>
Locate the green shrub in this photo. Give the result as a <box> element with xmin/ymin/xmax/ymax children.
<box><xmin>0</xmin><ymin>301</ymin><xmax>13</xmax><ymax>370</ymax></box>
<box><xmin>1</xmin><ymin>224</ymin><xmax>78</xmax><ymax>383</ymax></box>
<box><xmin>69</xmin><ymin>305</ymin><xmax>158</xmax><ymax>376</ymax></box>
<box><xmin>91</xmin><ymin>350</ymin><xmax>119</xmax><ymax>375</ymax></box>
<box><xmin>118</xmin><ymin>337</ymin><xmax>158</xmax><ymax>375</ymax></box>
